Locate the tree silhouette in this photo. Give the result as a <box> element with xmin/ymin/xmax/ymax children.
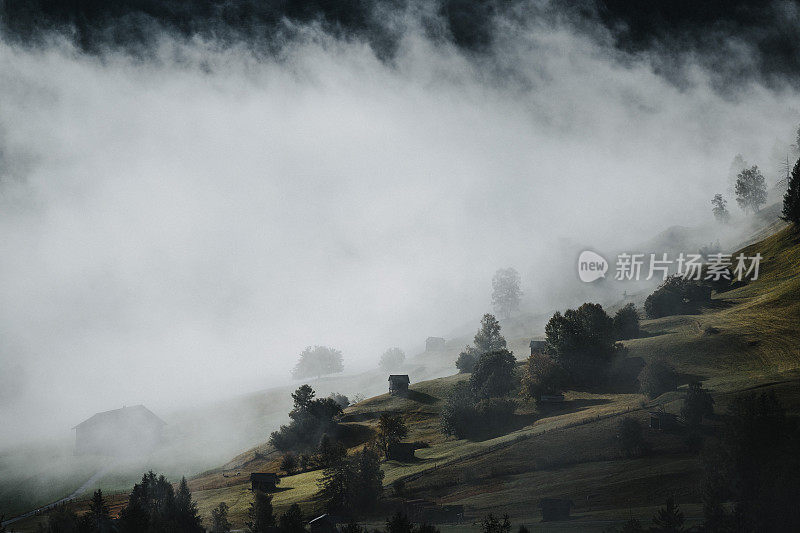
<box><xmin>378</xmin><ymin>413</ymin><xmax>408</xmax><ymax>458</ymax></box>
<box><xmin>210</xmin><ymin>502</ymin><xmax>231</xmax><ymax>533</ymax></box>
<box><xmin>278</xmin><ymin>503</ymin><xmax>304</xmax><ymax>533</ymax></box>
<box><xmin>246</xmin><ymin>491</ymin><xmax>275</xmax><ymax>533</ymax></box>
<box><xmin>735</xmin><ymin>165</ymin><xmax>767</xmax><ymax>213</ymax></box>
<box><xmin>379</xmin><ymin>347</ymin><xmax>406</xmax><ymax>372</ymax></box>
<box><xmin>492</xmin><ymin>268</ymin><xmax>522</xmax><ymax>319</ymax></box>
<box><xmin>456</xmin><ymin>314</ymin><xmax>507</xmax><ymax>373</ymax></box>
<box><xmin>291</xmin><ymin>345</ymin><xmax>344</xmax><ymax>379</ymax></box>
<box><xmin>782</xmin><ymin>156</ymin><xmax>800</xmax><ymax>225</ymax></box>
<box><xmin>711</xmin><ymin>194</ymin><xmax>730</xmax><ymax>223</ymax></box>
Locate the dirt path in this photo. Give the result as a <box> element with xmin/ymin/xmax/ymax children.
<box><xmin>2</xmin><ymin>466</ymin><xmax>111</xmax><ymax>529</ymax></box>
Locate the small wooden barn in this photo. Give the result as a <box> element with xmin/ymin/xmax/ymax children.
<box><xmin>425</xmin><ymin>337</ymin><xmax>446</xmax><ymax>351</ymax></box>
<box><xmin>250</xmin><ymin>472</ymin><xmax>280</xmax><ymax>492</ymax></box>
<box><xmin>388</xmin><ymin>374</ymin><xmax>410</xmax><ymax>395</ymax></box>
<box><xmin>387</xmin><ymin>442</ymin><xmax>416</xmax><ymax>461</ymax></box>
<box><xmin>649</xmin><ymin>411</ymin><xmax>679</xmax><ymax>431</ymax></box>
<box><xmin>539</xmin><ymin>393</ymin><xmax>565</xmax><ymax>403</ymax></box>
<box><xmin>530</xmin><ymin>339</ymin><xmax>547</xmax><ymax>355</ymax></box>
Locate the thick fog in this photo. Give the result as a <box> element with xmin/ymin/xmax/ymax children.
<box><xmin>1</xmin><ymin>7</ymin><xmax>799</xmax><ymax>446</ymax></box>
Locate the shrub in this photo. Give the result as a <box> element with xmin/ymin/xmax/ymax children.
<box><xmin>328</xmin><ymin>392</ymin><xmax>350</xmax><ymax>409</ymax></box>
<box><xmin>441</xmin><ymin>382</ymin><xmax>516</xmax><ymax>439</ymax></box>
<box><xmin>456</xmin><ymin>346</ymin><xmax>480</xmax><ymax>374</ymax></box>
<box><xmin>481</xmin><ymin>513</ymin><xmax>511</xmax><ymax>533</ymax></box>
<box><xmin>637</xmin><ymin>361</ymin><xmax>677</xmax><ymax>398</ymax></box>
<box><xmin>612</xmin><ymin>303</ymin><xmax>640</xmax><ymax>340</ymax></box>
<box><xmin>521</xmin><ymin>352</ymin><xmax>568</xmax><ymax>401</ymax></box>
<box><xmin>475</xmin><ymin>398</ymin><xmax>517</xmax><ymax>436</ymax></box>
<box><xmin>644</xmin><ymin>276</ymin><xmax>711</xmax><ymax>318</ymax></box>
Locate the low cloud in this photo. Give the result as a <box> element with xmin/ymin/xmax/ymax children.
<box><xmin>1</xmin><ymin>10</ymin><xmax>799</xmax><ymax>445</ymax></box>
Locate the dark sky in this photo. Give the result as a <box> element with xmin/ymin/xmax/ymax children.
<box><xmin>3</xmin><ymin>1</ymin><xmax>800</xmax><ymax>87</ymax></box>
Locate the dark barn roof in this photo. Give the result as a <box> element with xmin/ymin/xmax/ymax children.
<box><xmin>388</xmin><ymin>374</ymin><xmax>410</xmax><ymax>384</ymax></box>
<box><xmin>73</xmin><ymin>405</ymin><xmax>166</xmax><ymax>430</ymax></box>
<box><xmin>250</xmin><ymin>472</ymin><xmax>279</xmax><ymax>481</ymax></box>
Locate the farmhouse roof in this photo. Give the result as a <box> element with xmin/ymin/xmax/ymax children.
<box><xmin>73</xmin><ymin>405</ymin><xmax>166</xmax><ymax>430</ymax></box>
<box><xmin>388</xmin><ymin>374</ymin><xmax>410</xmax><ymax>383</ymax></box>
<box><xmin>250</xmin><ymin>472</ymin><xmax>280</xmax><ymax>481</ymax></box>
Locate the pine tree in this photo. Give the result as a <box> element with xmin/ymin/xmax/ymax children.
<box><xmin>89</xmin><ymin>489</ymin><xmax>111</xmax><ymax>532</ymax></box>
<box><xmin>456</xmin><ymin>314</ymin><xmax>507</xmax><ymax>373</ymax></box>
<box><xmin>278</xmin><ymin>503</ymin><xmax>304</xmax><ymax>533</ymax></box>
<box><xmin>782</xmin><ymin>157</ymin><xmax>800</xmax><ymax>225</ymax></box>
<box><xmin>246</xmin><ymin>490</ymin><xmax>275</xmax><ymax>533</ymax></box>
<box><xmin>175</xmin><ymin>477</ymin><xmax>204</xmax><ymax>532</ymax></box>
<box><xmin>210</xmin><ymin>502</ymin><xmax>232</xmax><ymax>533</ymax></box>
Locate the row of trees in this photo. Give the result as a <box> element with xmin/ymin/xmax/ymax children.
<box><xmin>713</xmin><ymin>140</ymin><xmax>800</xmax><ymax>225</ymax></box>
<box><xmin>209</xmin><ymin>492</ymin><xmax>308</xmax><ymax>533</ymax></box>
<box><xmin>452</xmin><ymin>305</ymin><xmax>640</xmax><ymax>415</ymax></box>
<box><xmin>36</xmin><ymin>489</ymin><xmax>121</xmax><ymax>533</ymax></box>
<box><xmin>38</xmin><ymin>474</ymin><xmax>204</xmax><ymax>533</ymax></box>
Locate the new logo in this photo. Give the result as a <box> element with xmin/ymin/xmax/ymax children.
<box><xmin>578</xmin><ymin>250</ymin><xmax>608</xmax><ymax>282</ymax></box>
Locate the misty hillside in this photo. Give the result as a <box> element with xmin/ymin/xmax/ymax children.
<box><xmin>4</xmin><ymin>0</ymin><xmax>800</xmax><ymax>531</ymax></box>
<box><xmin>15</xmin><ymin>216</ymin><xmax>788</xmax><ymax>531</ymax></box>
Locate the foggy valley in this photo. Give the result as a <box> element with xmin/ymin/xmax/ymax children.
<box><xmin>2</xmin><ymin>1</ymin><xmax>800</xmax><ymax>532</ymax></box>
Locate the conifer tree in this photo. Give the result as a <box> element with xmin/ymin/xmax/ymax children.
<box><xmin>89</xmin><ymin>489</ymin><xmax>111</xmax><ymax>532</ymax></box>
<box><xmin>175</xmin><ymin>477</ymin><xmax>204</xmax><ymax>532</ymax></box>
<box><xmin>246</xmin><ymin>490</ymin><xmax>276</xmax><ymax>533</ymax></box>
<box><xmin>782</xmin><ymin>157</ymin><xmax>800</xmax><ymax>225</ymax></box>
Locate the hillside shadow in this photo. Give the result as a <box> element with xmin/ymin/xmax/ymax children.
<box><xmin>704</xmin><ymin>298</ymin><xmax>737</xmax><ymax>309</ymax></box>
<box><xmin>676</xmin><ymin>371</ymin><xmax>707</xmax><ymax>385</ymax></box>
<box><xmin>404</xmin><ymin>390</ymin><xmax>438</xmax><ymax>405</ymax></box>
<box><xmin>467</xmin><ymin>412</ymin><xmax>539</xmax><ymax>442</ymax></box>
<box><xmin>536</xmin><ymin>398</ymin><xmax>612</xmax><ymax>418</ymax></box>
<box><xmin>637</xmin><ymin>329</ymin><xmax>672</xmax><ymax>339</ymax></box>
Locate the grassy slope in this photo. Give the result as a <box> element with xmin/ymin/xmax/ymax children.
<box><xmin>10</xmin><ymin>223</ymin><xmax>800</xmax><ymax>532</ymax></box>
